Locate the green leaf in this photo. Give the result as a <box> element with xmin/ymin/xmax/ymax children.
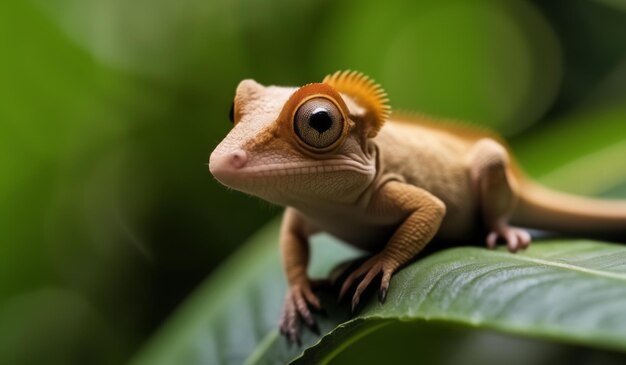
<box><xmin>293</xmin><ymin>241</ymin><xmax>626</xmax><ymax>363</ymax></box>
<box><xmin>131</xmin><ymin>225</ymin><xmax>626</xmax><ymax>365</ymax></box>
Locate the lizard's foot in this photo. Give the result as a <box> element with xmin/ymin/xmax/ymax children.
<box><xmin>486</xmin><ymin>225</ymin><xmax>531</xmax><ymax>252</ymax></box>
<box><xmin>338</xmin><ymin>253</ymin><xmax>398</xmax><ymax>313</ymax></box>
<box><xmin>278</xmin><ymin>281</ymin><xmax>323</xmax><ymax>345</ymax></box>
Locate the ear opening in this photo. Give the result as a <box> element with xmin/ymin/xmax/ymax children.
<box><xmin>323</xmin><ymin>70</ymin><xmax>391</xmax><ymax>138</ymax></box>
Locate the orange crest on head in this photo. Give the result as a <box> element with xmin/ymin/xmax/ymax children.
<box><xmin>323</xmin><ymin>70</ymin><xmax>390</xmax><ymax>138</ymax></box>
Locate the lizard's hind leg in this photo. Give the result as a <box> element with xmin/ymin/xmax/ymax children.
<box><xmin>468</xmin><ymin>139</ymin><xmax>531</xmax><ymax>252</ymax></box>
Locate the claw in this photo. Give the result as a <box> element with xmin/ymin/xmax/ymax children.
<box><xmin>288</xmin><ymin>331</ymin><xmax>301</xmax><ymax>347</ymax></box>
<box><xmin>378</xmin><ymin>287</ymin><xmax>388</xmax><ymax>303</ymax></box>
<box><xmin>351</xmin><ymin>296</ymin><xmax>360</xmax><ymax>313</ymax></box>
<box><xmin>380</xmin><ymin>270</ymin><xmax>392</xmax><ymax>304</ymax></box>
<box><xmin>339</xmin><ymin>272</ymin><xmax>358</xmax><ymax>302</ymax></box>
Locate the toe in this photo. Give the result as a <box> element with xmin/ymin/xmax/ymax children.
<box><xmin>351</xmin><ymin>294</ymin><xmax>360</xmax><ymax>313</ymax></box>
<box><xmin>302</xmin><ymin>286</ymin><xmax>321</xmax><ymax>310</ymax></box>
<box><xmin>278</xmin><ymin>294</ymin><xmax>293</xmax><ymax>334</ymax></box>
<box><xmin>351</xmin><ymin>267</ymin><xmax>380</xmax><ymax>312</ymax></box>
<box><xmin>294</xmin><ymin>292</ymin><xmax>314</xmax><ymax>327</ymax></box>
<box><xmin>339</xmin><ymin>272</ymin><xmax>358</xmax><ymax>301</ymax></box>
<box><xmin>287</xmin><ymin>316</ymin><xmax>300</xmax><ymax>344</ymax></box>
<box><xmin>285</xmin><ymin>303</ymin><xmax>300</xmax><ymax>344</ymax></box>
<box><xmin>288</xmin><ymin>327</ymin><xmax>301</xmax><ymax>346</ymax></box>
<box><xmin>505</xmin><ymin>229</ymin><xmax>519</xmax><ymax>252</ymax></box>
<box><xmin>379</xmin><ymin>270</ymin><xmax>392</xmax><ymax>303</ymax></box>
<box><xmin>339</xmin><ymin>259</ymin><xmax>374</xmax><ymax>301</ymax></box>
<box><xmin>518</xmin><ymin>229</ymin><xmax>532</xmax><ymax>249</ymax></box>
<box><xmin>486</xmin><ymin>232</ymin><xmax>498</xmax><ymax>249</ymax></box>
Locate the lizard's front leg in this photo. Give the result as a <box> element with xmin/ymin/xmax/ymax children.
<box><xmin>339</xmin><ymin>181</ymin><xmax>446</xmax><ymax>312</ymax></box>
<box><xmin>278</xmin><ymin>207</ymin><xmax>323</xmax><ymax>344</ymax></box>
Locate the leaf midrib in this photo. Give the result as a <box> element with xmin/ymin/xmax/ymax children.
<box><xmin>486</xmin><ymin>249</ymin><xmax>626</xmax><ymax>282</ymax></box>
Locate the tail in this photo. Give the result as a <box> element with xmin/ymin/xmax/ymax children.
<box><xmin>511</xmin><ymin>182</ymin><xmax>626</xmax><ymax>241</ymax></box>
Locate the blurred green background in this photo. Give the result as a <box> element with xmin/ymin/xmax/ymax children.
<box><xmin>1</xmin><ymin>0</ymin><xmax>625</xmax><ymax>364</ymax></box>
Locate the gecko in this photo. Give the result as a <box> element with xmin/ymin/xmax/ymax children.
<box><xmin>209</xmin><ymin>70</ymin><xmax>626</xmax><ymax>343</ymax></box>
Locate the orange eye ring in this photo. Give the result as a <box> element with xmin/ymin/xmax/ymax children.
<box><xmin>276</xmin><ymin>82</ymin><xmax>353</xmax><ymax>155</ymax></box>
<box><xmin>290</xmin><ymin>95</ymin><xmax>349</xmax><ymax>153</ymax></box>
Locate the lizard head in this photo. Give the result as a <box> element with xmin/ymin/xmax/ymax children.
<box><xmin>209</xmin><ymin>71</ymin><xmax>390</xmax><ymax>206</ymax></box>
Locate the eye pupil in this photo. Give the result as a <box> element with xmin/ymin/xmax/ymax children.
<box><xmin>293</xmin><ymin>97</ymin><xmax>344</xmax><ymax>150</ymax></box>
<box><xmin>309</xmin><ymin>109</ymin><xmax>333</xmax><ymax>133</ymax></box>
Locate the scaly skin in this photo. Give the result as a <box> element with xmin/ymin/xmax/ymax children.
<box><xmin>209</xmin><ymin>71</ymin><xmax>626</xmax><ymax>343</ymax></box>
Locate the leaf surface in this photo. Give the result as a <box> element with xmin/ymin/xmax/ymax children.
<box><xmin>131</xmin><ymin>225</ymin><xmax>626</xmax><ymax>365</ymax></box>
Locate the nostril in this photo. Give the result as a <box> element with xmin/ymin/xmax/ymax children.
<box><xmin>208</xmin><ymin>149</ymin><xmax>248</xmax><ymax>177</ymax></box>
<box><xmin>229</xmin><ymin>149</ymin><xmax>247</xmax><ymax>169</ymax></box>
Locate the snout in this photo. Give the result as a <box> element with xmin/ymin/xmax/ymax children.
<box><xmin>209</xmin><ymin>149</ymin><xmax>248</xmax><ymax>185</ymax></box>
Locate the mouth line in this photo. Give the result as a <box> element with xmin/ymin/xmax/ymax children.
<box><xmin>234</xmin><ymin>159</ymin><xmax>375</xmax><ymax>177</ymax></box>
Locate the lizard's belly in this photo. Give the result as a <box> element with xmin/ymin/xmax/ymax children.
<box><xmin>300</xmin><ymin>208</ymin><xmax>401</xmax><ymax>252</ymax></box>
<box><xmin>311</xmin><ymin>210</ymin><xmax>478</xmax><ymax>251</ymax></box>
<box><xmin>298</xmin><ymin>188</ymin><xmax>479</xmax><ymax>252</ymax></box>
<box><xmin>323</xmin><ymin>222</ymin><xmax>398</xmax><ymax>252</ymax></box>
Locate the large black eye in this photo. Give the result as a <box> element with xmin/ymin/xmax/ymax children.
<box><xmin>294</xmin><ymin>98</ymin><xmax>344</xmax><ymax>149</ymax></box>
<box><xmin>228</xmin><ymin>101</ymin><xmax>235</xmax><ymax>123</ymax></box>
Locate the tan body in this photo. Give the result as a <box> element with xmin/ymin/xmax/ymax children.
<box><xmin>370</xmin><ymin>120</ymin><xmax>480</xmax><ymax>241</ymax></box>
<box><xmin>294</xmin><ymin>120</ymin><xmax>477</xmax><ymax>249</ymax></box>
<box><xmin>209</xmin><ymin>71</ymin><xmax>626</xmax><ymax>343</ymax></box>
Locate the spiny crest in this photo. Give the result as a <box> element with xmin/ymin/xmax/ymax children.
<box><xmin>323</xmin><ymin>70</ymin><xmax>391</xmax><ymax>137</ymax></box>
